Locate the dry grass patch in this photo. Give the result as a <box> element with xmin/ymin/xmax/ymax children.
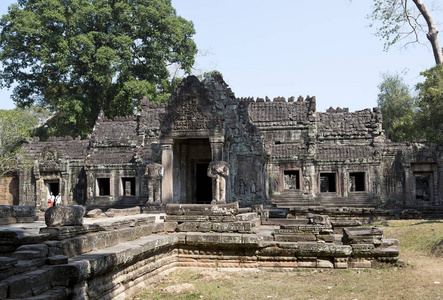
<box><xmin>133</xmin><ymin>220</ymin><xmax>443</xmax><ymax>300</ymax></box>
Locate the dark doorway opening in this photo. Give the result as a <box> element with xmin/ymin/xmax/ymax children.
<box><xmin>97</xmin><ymin>178</ymin><xmax>111</xmax><ymax>196</ymax></box>
<box><xmin>350</xmin><ymin>172</ymin><xmax>365</xmax><ymax>192</ymax></box>
<box><xmin>320</xmin><ymin>173</ymin><xmax>336</xmax><ymax>193</ymax></box>
<box><xmin>46</xmin><ymin>181</ymin><xmax>60</xmax><ymax>196</ymax></box>
<box><xmin>195</xmin><ymin>162</ymin><xmax>212</xmax><ymax>204</ymax></box>
<box><xmin>415</xmin><ymin>172</ymin><xmax>432</xmax><ymax>201</ymax></box>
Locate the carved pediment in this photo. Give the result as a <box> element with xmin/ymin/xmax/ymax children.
<box><xmin>173</xmin><ymin>98</ymin><xmax>208</xmax><ymax>130</ymax></box>
<box><xmin>40</xmin><ymin>146</ymin><xmax>61</xmax><ymax>170</ymax></box>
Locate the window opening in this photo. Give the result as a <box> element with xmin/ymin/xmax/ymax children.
<box><xmin>320</xmin><ymin>173</ymin><xmax>336</xmax><ymax>193</ymax></box>
<box><xmin>122</xmin><ymin>177</ymin><xmax>136</xmax><ymax>196</ymax></box>
<box><xmin>284</xmin><ymin>170</ymin><xmax>300</xmax><ymax>190</ymax></box>
<box><xmin>97</xmin><ymin>178</ymin><xmax>111</xmax><ymax>196</ymax></box>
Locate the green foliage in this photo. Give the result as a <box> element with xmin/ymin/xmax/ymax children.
<box><xmin>415</xmin><ymin>64</ymin><xmax>443</xmax><ymax>145</ymax></box>
<box><xmin>197</xmin><ymin>70</ymin><xmax>223</xmax><ymax>83</ymax></box>
<box><xmin>0</xmin><ymin>109</ymin><xmax>34</xmax><ymax>176</ymax></box>
<box><xmin>0</xmin><ymin>0</ymin><xmax>197</xmax><ymax>138</ymax></box>
<box><xmin>369</xmin><ymin>0</ymin><xmax>410</xmax><ymax>51</ymax></box>
<box><xmin>377</xmin><ymin>72</ymin><xmax>419</xmax><ymax>142</ymax></box>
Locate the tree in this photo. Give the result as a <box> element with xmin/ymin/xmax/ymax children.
<box><xmin>377</xmin><ymin>72</ymin><xmax>420</xmax><ymax>142</ymax></box>
<box><xmin>0</xmin><ymin>0</ymin><xmax>197</xmax><ymax>138</ymax></box>
<box><xmin>369</xmin><ymin>0</ymin><xmax>443</xmax><ymax>65</ymax></box>
<box><xmin>415</xmin><ymin>64</ymin><xmax>443</xmax><ymax>145</ymax></box>
<box><xmin>0</xmin><ymin>109</ymin><xmax>35</xmax><ymax>177</ymax></box>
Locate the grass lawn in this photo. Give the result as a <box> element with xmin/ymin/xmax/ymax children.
<box><xmin>132</xmin><ymin>220</ymin><xmax>443</xmax><ymax>300</ymax></box>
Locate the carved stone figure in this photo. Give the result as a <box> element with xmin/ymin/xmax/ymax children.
<box><xmin>145</xmin><ymin>163</ymin><xmax>164</xmax><ymax>203</ymax></box>
<box><xmin>207</xmin><ymin>161</ymin><xmax>229</xmax><ymax>204</ymax></box>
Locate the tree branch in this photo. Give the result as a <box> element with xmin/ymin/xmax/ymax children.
<box><xmin>412</xmin><ymin>0</ymin><xmax>443</xmax><ymax>64</ymax></box>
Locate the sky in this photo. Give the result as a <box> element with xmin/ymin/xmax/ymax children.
<box><xmin>0</xmin><ymin>0</ymin><xmax>442</xmax><ymax>112</ymax></box>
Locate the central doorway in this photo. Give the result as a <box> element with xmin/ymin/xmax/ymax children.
<box><xmin>173</xmin><ymin>138</ymin><xmax>212</xmax><ymax>203</ymax></box>
<box><xmin>195</xmin><ymin>162</ymin><xmax>213</xmax><ymax>204</ymax></box>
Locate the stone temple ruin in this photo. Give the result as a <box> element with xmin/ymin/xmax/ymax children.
<box><xmin>3</xmin><ymin>74</ymin><xmax>443</xmax><ymax>213</ymax></box>
<box><xmin>0</xmin><ymin>74</ymin><xmax>442</xmax><ymax>299</ymax></box>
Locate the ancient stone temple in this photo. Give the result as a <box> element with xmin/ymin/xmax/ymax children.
<box><xmin>2</xmin><ymin>74</ymin><xmax>443</xmax><ymax>213</ymax></box>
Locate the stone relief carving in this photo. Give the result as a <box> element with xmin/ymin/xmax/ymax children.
<box><xmin>207</xmin><ymin>161</ymin><xmax>229</xmax><ymax>204</ymax></box>
<box><xmin>144</xmin><ymin>163</ymin><xmax>164</xmax><ymax>203</ymax></box>
<box><xmin>173</xmin><ymin>99</ymin><xmax>207</xmax><ymax>130</ymax></box>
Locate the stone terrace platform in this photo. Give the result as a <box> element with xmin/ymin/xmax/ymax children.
<box><xmin>0</xmin><ymin>203</ymin><xmax>400</xmax><ymax>299</ymax></box>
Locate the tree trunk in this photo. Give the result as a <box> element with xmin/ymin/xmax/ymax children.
<box><xmin>412</xmin><ymin>0</ymin><xmax>443</xmax><ymax>65</ymax></box>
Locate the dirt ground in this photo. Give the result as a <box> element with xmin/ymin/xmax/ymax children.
<box><xmin>133</xmin><ymin>220</ymin><xmax>443</xmax><ymax>300</ymax></box>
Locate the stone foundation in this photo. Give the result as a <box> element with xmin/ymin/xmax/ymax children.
<box><xmin>0</xmin><ymin>203</ymin><xmax>401</xmax><ymax>299</ymax></box>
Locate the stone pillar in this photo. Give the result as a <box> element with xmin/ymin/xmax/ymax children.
<box><xmin>438</xmin><ymin>165</ymin><xmax>443</xmax><ymax>205</ymax></box>
<box><xmin>161</xmin><ymin>142</ymin><xmax>174</xmax><ymax>203</ymax></box>
<box><xmin>210</xmin><ymin>136</ymin><xmax>224</xmax><ymax>161</ymax></box>
<box><xmin>404</xmin><ymin>166</ymin><xmax>413</xmax><ymax>205</ymax></box>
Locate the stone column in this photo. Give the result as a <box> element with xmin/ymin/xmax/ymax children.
<box><xmin>161</xmin><ymin>142</ymin><xmax>174</xmax><ymax>203</ymax></box>
<box><xmin>404</xmin><ymin>166</ymin><xmax>413</xmax><ymax>205</ymax></box>
<box><xmin>438</xmin><ymin>165</ymin><xmax>443</xmax><ymax>205</ymax></box>
<box><xmin>210</xmin><ymin>136</ymin><xmax>224</xmax><ymax>161</ymax></box>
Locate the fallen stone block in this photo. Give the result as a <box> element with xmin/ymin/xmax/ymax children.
<box><xmin>86</xmin><ymin>209</ymin><xmax>102</xmax><ymax>218</ymax></box>
<box><xmin>351</xmin><ymin>244</ymin><xmax>375</xmax><ymax>257</ymax></box>
<box><xmin>48</xmin><ymin>255</ymin><xmax>69</xmax><ymax>265</ymax></box>
<box><xmin>45</xmin><ymin>206</ymin><xmax>86</xmax><ymax>227</ymax></box>
<box><xmin>40</xmin><ymin>224</ymin><xmax>101</xmax><ymax>240</ymax></box>
<box><xmin>165</xmin><ymin>202</ymin><xmax>239</xmax><ymax>216</ymax></box>
<box><xmin>342</xmin><ymin>227</ymin><xmax>384</xmax><ymax>245</ymax></box>
<box><xmin>15</xmin><ymin>244</ymin><xmax>49</xmax><ymax>258</ymax></box>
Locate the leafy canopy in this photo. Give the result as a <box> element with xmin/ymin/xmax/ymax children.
<box><xmin>0</xmin><ymin>109</ymin><xmax>35</xmax><ymax>176</ymax></box>
<box><xmin>0</xmin><ymin>0</ymin><xmax>197</xmax><ymax>138</ymax></box>
<box><xmin>416</xmin><ymin>64</ymin><xmax>443</xmax><ymax>145</ymax></box>
<box><xmin>377</xmin><ymin>72</ymin><xmax>419</xmax><ymax>142</ymax></box>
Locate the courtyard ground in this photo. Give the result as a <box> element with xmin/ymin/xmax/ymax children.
<box><xmin>133</xmin><ymin>219</ymin><xmax>443</xmax><ymax>300</ymax></box>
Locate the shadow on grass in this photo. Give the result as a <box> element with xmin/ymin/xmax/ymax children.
<box><xmin>409</xmin><ymin>220</ymin><xmax>443</xmax><ymax>226</ymax></box>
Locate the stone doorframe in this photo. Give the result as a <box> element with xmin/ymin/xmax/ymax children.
<box><xmin>160</xmin><ymin>135</ymin><xmax>225</xmax><ymax>203</ymax></box>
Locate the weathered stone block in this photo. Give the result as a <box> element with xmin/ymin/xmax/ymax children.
<box><xmin>342</xmin><ymin>227</ymin><xmax>383</xmax><ymax>245</ymax></box>
<box><xmin>317</xmin><ymin>258</ymin><xmax>334</xmax><ymax>268</ymax></box>
<box><xmin>307</xmin><ymin>213</ymin><xmax>331</xmax><ymax>226</ymax></box>
<box><xmin>350</xmin><ymin>258</ymin><xmax>372</xmax><ymax>268</ymax></box>
<box><xmin>316</xmin><ymin>234</ymin><xmax>335</xmax><ymax>243</ymax></box>
<box><xmin>297</xmin><ymin>257</ymin><xmax>317</xmax><ymax>268</ymax></box>
<box><xmin>351</xmin><ymin>244</ymin><xmax>375</xmax><ymax>256</ymax></box>
<box><xmin>45</xmin><ymin>206</ymin><xmax>86</xmax><ymax>227</ymax></box>
<box><xmin>45</xmin><ymin>241</ymin><xmax>64</xmax><ymax>256</ymax></box>
<box><xmin>374</xmin><ymin>247</ymin><xmax>399</xmax><ymax>257</ymax></box>
<box><xmin>335</xmin><ymin>245</ymin><xmax>352</xmax><ymax>256</ymax></box>
<box><xmin>0</xmin><ymin>257</ymin><xmax>18</xmax><ymax>270</ymax></box>
<box><xmin>40</xmin><ymin>224</ymin><xmax>101</xmax><ymax>240</ymax></box>
<box><xmin>0</xmin><ymin>282</ymin><xmax>7</xmax><ymax>300</ymax></box>
<box><xmin>86</xmin><ymin>209</ymin><xmax>102</xmax><ymax>218</ymax></box>
<box><xmin>274</xmin><ymin>234</ymin><xmax>317</xmax><ymax>242</ymax></box>
<box><xmin>12</xmin><ymin>250</ymin><xmax>45</xmax><ymax>260</ymax></box>
<box><xmin>297</xmin><ymin>243</ymin><xmax>319</xmax><ymax>256</ymax></box>
<box><xmin>15</xmin><ymin>244</ymin><xmax>49</xmax><ymax>258</ymax></box>
<box><xmin>334</xmin><ymin>257</ymin><xmax>349</xmax><ymax>269</ymax></box>
<box><xmin>165</xmin><ymin>202</ymin><xmax>239</xmax><ymax>216</ymax></box>
<box><xmin>236</xmin><ymin>212</ymin><xmax>258</xmax><ymax>221</ymax></box>
<box><xmin>48</xmin><ymin>255</ymin><xmax>69</xmax><ymax>265</ymax></box>
<box><xmin>12</xmin><ymin>205</ymin><xmax>36</xmax><ymax>218</ymax></box>
<box><xmin>166</xmin><ymin>215</ymin><xmax>209</xmax><ymax>222</ymax></box>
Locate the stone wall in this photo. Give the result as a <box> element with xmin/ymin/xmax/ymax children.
<box><xmin>3</xmin><ymin>75</ymin><xmax>442</xmax><ymax>212</ymax></box>
<box><xmin>0</xmin><ymin>175</ymin><xmax>18</xmax><ymax>206</ymax></box>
